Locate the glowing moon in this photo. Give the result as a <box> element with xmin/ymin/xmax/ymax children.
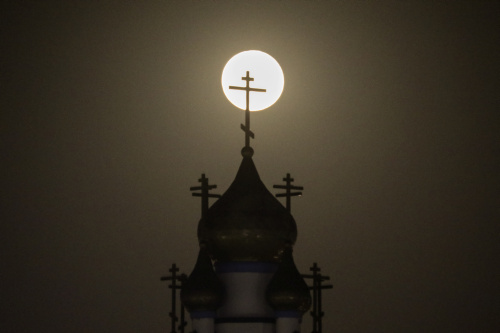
<box><xmin>222</xmin><ymin>50</ymin><xmax>284</xmax><ymax>111</ymax></box>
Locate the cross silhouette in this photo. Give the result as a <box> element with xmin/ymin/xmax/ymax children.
<box><xmin>160</xmin><ymin>264</ymin><xmax>188</xmax><ymax>333</ymax></box>
<box><xmin>273</xmin><ymin>173</ymin><xmax>303</xmax><ymax>212</ymax></box>
<box><xmin>190</xmin><ymin>173</ymin><xmax>221</xmax><ymax>219</ymax></box>
<box><xmin>301</xmin><ymin>262</ymin><xmax>332</xmax><ymax>333</ymax></box>
<box><xmin>229</xmin><ymin>71</ymin><xmax>266</xmax><ymax>148</ymax></box>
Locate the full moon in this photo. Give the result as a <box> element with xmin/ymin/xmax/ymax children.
<box><xmin>221</xmin><ymin>50</ymin><xmax>284</xmax><ymax>111</ymax></box>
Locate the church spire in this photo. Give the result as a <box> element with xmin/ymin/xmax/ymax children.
<box><xmin>165</xmin><ymin>50</ymin><xmax>331</xmax><ymax>333</ymax></box>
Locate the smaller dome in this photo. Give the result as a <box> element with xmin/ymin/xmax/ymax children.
<box><xmin>266</xmin><ymin>245</ymin><xmax>311</xmax><ymax>313</ymax></box>
<box><xmin>180</xmin><ymin>246</ymin><xmax>224</xmax><ymax>312</ymax></box>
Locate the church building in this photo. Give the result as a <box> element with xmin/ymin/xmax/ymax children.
<box><xmin>162</xmin><ymin>52</ymin><xmax>330</xmax><ymax>333</ymax></box>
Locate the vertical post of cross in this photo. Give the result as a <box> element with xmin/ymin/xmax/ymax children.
<box><xmin>311</xmin><ymin>263</ymin><xmax>320</xmax><ymax>333</ymax></box>
<box><xmin>170</xmin><ymin>264</ymin><xmax>178</xmax><ymax>333</ymax></box>
<box><xmin>317</xmin><ymin>271</ymin><xmax>325</xmax><ymax>333</ymax></box>
<box><xmin>160</xmin><ymin>263</ymin><xmax>180</xmax><ymax>333</ymax></box>
<box><xmin>178</xmin><ymin>274</ymin><xmax>188</xmax><ymax>333</ymax></box>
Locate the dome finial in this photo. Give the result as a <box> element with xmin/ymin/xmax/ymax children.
<box><xmin>228</xmin><ymin>70</ymin><xmax>266</xmax><ymax>153</ymax></box>
<box><xmin>241</xmin><ymin>146</ymin><xmax>254</xmax><ymax>157</ymax></box>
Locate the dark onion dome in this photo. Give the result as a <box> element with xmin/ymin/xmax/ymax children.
<box><xmin>180</xmin><ymin>246</ymin><xmax>224</xmax><ymax>312</ymax></box>
<box><xmin>197</xmin><ymin>156</ymin><xmax>297</xmax><ymax>262</ymax></box>
<box><xmin>266</xmin><ymin>245</ymin><xmax>312</xmax><ymax>313</ymax></box>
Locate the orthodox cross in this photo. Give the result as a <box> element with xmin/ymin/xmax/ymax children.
<box><xmin>273</xmin><ymin>173</ymin><xmax>303</xmax><ymax>213</ymax></box>
<box><xmin>190</xmin><ymin>173</ymin><xmax>221</xmax><ymax>219</ymax></box>
<box><xmin>301</xmin><ymin>263</ymin><xmax>333</xmax><ymax>333</ymax></box>
<box><xmin>229</xmin><ymin>71</ymin><xmax>266</xmax><ymax>148</ymax></box>
<box><xmin>160</xmin><ymin>263</ymin><xmax>188</xmax><ymax>333</ymax></box>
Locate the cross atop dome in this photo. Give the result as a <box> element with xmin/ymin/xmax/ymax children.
<box><xmin>229</xmin><ymin>71</ymin><xmax>266</xmax><ymax>154</ymax></box>
<box><xmin>190</xmin><ymin>173</ymin><xmax>221</xmax><ymax>219</ymax></box>
<box><xmin>273</xmin><ymin>173</ymin><xmax>304</xmax><ymax>213</ymax></box>
<box><xmin>222</xmin><ymin>50</ymin><xmax>285</xmax><ymax>157</ymax></box>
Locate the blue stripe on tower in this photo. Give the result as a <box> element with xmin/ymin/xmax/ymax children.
<box><xmin>215</xmin><ymin>262</ymin><xmax>278</xmax><ymax>273</ymax></box>
<box><xmin>215</xmin><ymin>317</ymin><xmax>275</xmax><ymax>324</ymax></box>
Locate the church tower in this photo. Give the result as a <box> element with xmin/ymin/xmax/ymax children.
<box><xmin>162</xmin><ymin>51</ymin><xmax>330</xmax><ymax>333</ymax></box>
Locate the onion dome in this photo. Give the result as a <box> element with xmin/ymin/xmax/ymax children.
<box><xmin>197</xmin><ymin>156</ymin><xmax>297</xmax><ymax>263</ymax></box>
<box><xmin>180</xmin><ymin>246</ymin><xmax>224</xmax><ymax>312</ymax></box>
<box><xmin>266</xmin><ymin>245</ymin><xmax>312</xmax><ymax>313</ymax></box>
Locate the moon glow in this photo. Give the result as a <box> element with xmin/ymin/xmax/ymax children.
<box><xmin>222</xmin><ymin>50</ymin><xmax>284</xmax><ymax>111</ymax></box>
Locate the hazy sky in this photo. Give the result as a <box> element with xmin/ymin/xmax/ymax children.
<box><xmin>3</xmin><ymin>1</ymin><xmax>499</xmax><ymax>332</ymax></box>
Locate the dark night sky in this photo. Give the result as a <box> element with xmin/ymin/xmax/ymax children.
<box><xmin>2</xmin><ymin>1</ymin><xmax>499</xmax><ymax>332</ymax></box>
